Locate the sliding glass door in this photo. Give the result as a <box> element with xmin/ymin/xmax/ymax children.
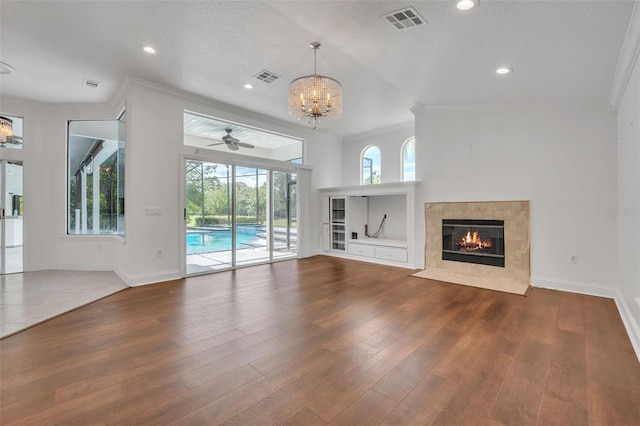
<box><xmin>185</xmin><ymin>160</ymin><xmax>297</xmax><ymax>275</ymax></box>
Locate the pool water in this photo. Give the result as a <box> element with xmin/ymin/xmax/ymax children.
<box><xmin>187</xmin><ymin>226</ymin><xmax>260</xmax><ymax>254</ymax></box>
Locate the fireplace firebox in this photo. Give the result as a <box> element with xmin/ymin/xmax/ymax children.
<box><xmin>442</xmin><ymin>219</ymin><xmax>505</xmax><ymax>267</ymax></box>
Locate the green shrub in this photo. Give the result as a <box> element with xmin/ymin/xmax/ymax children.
<box><xmin>192</xmin><ymin>215</ymin><xmax>260</xmax><ymax>226</ymax></box>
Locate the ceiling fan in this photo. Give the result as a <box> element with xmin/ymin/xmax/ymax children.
<box><xmin>206</xmin><ymin>128</ymin><xmax>254</xmax><ymax>151</ymax></box>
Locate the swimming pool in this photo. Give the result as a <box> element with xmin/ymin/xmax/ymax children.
<box><xmin>186</xmin><ymin>225</ymin><xmax>261</xmax><ymax>254</ymax></box>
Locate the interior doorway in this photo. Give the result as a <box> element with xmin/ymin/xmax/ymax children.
<box><xmin>0</xmin><ymin>160</ymin><xmax>23</xmax><ymax>274</ymax></box>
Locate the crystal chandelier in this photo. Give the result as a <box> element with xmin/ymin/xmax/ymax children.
<box><xmin>0</xmin><ymin>116</ymin><xmax>13</xmax><ymax>144</ymax></box>
<box><xmin>288</xmin><ymin>42</ymin><xmax>342</xmax><ymax>130</ymax></box>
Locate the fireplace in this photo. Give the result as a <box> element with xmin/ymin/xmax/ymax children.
<box><xmin>442</xmin><ymin>219</ymin><xmax>505</xmax><ymax>267</ymax></box>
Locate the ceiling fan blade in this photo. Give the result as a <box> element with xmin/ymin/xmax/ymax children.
<box><xmin>236</xmin><ymin>142</ymin><xmax>255</xmax><ymax>149</ymax></box>
<box><xmin>203</xmin><ymin>136</ymin><xmax>225</xmax><ymax>146</ymax></box>
<box><xmin>227</xmin><ymin>143</ymin><xmax>240</xmax><ymax>151</ymax></box>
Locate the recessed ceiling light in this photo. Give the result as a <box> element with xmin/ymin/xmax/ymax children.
<box><xmin>456</xmin><ymin>0</ymin><xmax>477</xmax><ymax>11</ymax></box>
<box><xmin>244</xmin><ymin>83</ymin><xmax>254</xmax><ymax>90</ymax></box>
<box><xmin>141</xmin><ymin>45</ymin><xmax>156</xmax><ymax>54</ymax></box>
<box><xmin>496</xmin><ymin>67</ymin><xmax>513</xmax><ymax>75</ymax></box>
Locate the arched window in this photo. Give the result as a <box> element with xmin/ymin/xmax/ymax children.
<box><xmin>361</xmin><ymin>145</ymin><xmax>381</xmax><ymax>184</ymax></box>
<box><xmin>401</xmin><ymin>137</ymin><xmax>415</xmax><ymax>182</ymax></box>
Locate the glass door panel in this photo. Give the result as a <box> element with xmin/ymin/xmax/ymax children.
<box><xmin>234</xmin><ymin>166</ymin><xmax>269</xmax><ymax>267</ymax></box>
<box><xmin>1</xmin><ymin>160</ymin><xmax>23</xmax><ymax>274</ymax></box>
<box><xmin>185</xmin><ymin>160</ymin><xmax>233</xmax><ymax>273</ymax></box>
<box><xmin>273</xmin><ymin>171</ymin><xmax>297</xmax><ymax>260</ymax></box>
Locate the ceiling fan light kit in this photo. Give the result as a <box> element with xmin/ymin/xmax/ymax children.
<box><xmin>288</xmin><ymin>42</ymin><xmax>342</xmax><ymax>130</ymax></box>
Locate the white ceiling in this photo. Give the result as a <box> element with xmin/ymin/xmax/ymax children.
<box><xmin>0</xmin><ymin>1</ymin><xmax>634</xmax><ymax>138</ymax></box>
<box><xmin>183</xmin><ymin>112</ymin><xmax>302</xmax><ymax>150</ymax></box>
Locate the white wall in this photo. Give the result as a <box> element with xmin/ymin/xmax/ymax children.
<box><xmin>115</xmin><ymin>80</ymin><xmax>342</xmax><ymax>284</ymax></box>
<box><xmin>616</xmin><ymin>48</ymin><xmax>640</xmax><ymax>351</ymax></box>
<box><xmin>1</xmin><ymin>79</ymin><xmax>341</xmax><ymax>284</ymax></box>
<box><xmin>342</xmin><ymin>123</ymin><xmax>414</xmax><ymax>186</ymax></box>
<box><xmin>367</xmin><ymin>194</ymin><xmax>407</xmax><ymax>241</ymax></box>
<box><xmin>412</xmin><ymin>103</ymin><xmax>618</xmax><ymax>291</ymax></box>
<box><xmin>0</xmin><ymin>96</ymin><xmax>122</xmax><ymax>272</ymax></box>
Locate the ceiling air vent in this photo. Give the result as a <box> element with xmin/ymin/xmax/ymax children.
<box><xmin>384</xmin><ymin>6</ymin><xmax>426</xmax><ymax>31</ymax></box>
<box><xmin>82</xmin><ymin>78</ymin><xmax>101</xmax><ymax>88</ymax></box>
<box><xmin>254</xmin><ymin>70</ymin><xmax>280</xmax><ymax>83</ymax></box>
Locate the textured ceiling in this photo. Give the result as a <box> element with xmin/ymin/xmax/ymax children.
<box><xmin>0</xmin><ymin>1</ymin><xmax>634</xmax><ymax>138</ymax></box>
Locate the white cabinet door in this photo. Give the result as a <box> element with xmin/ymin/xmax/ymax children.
<box><xmin>375</xmin><ymin>247</ymin><xmax>408</xmax><ymax>263</ymax></box>
<box><xmin>348</xmin><ymin>243</ymin><xmax>375</xmax><ymax>258</ymax></box>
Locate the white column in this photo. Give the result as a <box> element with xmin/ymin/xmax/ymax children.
<box><xmin>297</xmin><ymin>168</ymin><xmax>311</xmax><ymax>257</ymax></box>
<box><xmin>92</xmin><ymin>157</ymin><xmax>100</xmax><ymax>234</ymax></box>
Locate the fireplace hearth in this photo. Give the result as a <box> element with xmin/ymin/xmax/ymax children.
<box><xmin>442</xmin><ymin>219</ymin><xmax>505</xmax><ymax>267</ymax></box>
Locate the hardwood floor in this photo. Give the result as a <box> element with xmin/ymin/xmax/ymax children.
<box><xmin>1</xmin><ymin>256</ymin><xmax>639</xmax><ymax>425</ymax></box>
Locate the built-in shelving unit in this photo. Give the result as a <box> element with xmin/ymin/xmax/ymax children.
<box><xmin>319</xmin><ymin>181</ymin><xmax>419</xmax><ymax>268</ymax></box>
<box><xmin>330</xmin><ymin>197</ymin><xmax>346</xmax><ymax>252</ymax></box>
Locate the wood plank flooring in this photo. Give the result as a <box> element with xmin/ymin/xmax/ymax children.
<box><xmin>1</xmin><ymin>256</ymin><xmax>639</xmax><ymax>425</ymax></box>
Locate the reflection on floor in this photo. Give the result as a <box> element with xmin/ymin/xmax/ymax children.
<box><xmin>0</xmin><ymin>270</ymin><xmax>128</xmax><ymax>338</ymax></box>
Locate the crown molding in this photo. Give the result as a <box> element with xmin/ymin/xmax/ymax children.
<box><xmin>411</xmin><ymin>101</ymin><xmax>608</xmax><ymax>115</ymax></box>
<box><xmin>608</xmin><ymin>0</ymin><xmax>640</xmax><ymax>114</ymax></box>
<box><xmin>124</xmin><ymin>75</ymin><xmax>332</xmax><ymax>141</ymax></box>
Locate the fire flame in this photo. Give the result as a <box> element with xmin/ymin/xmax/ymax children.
<box><xmin>457</xmin><ymin>230</ymin><xmax>492</xmax><ymax>252</ymax></box>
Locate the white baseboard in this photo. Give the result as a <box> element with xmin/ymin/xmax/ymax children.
<box><xmin>113</xmin><ymin>267</ymin><xmax>181</xmax><ymax>286</ymax></box>
<box><xmin>531</xmin><ymin>275</ymin><xmax>617</xmax><ymax>298</ymax></box>
<box><xmin>24</xmin><ymin>263</ymin><xmax>114</xmax><ymax>272</ymax></box>
<box><xmin>614</xmin><ymin>289</ymin><xmax>640</xmax><ymax>362</ymax></box>
<box><xmin>532</xmin><ymin>275</ymin><xmax>640</xmax><ymax>361</ymax></box>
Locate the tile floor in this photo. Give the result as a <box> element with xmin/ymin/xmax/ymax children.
<box><xmin>0</xmin><ymin>270</ymin><xmax>129</xmax><ymax>338</ymax></box>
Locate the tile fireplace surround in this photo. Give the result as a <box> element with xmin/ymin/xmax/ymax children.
<box><xmin>419</xmin><ymin>200</ymin><xmax>530</xmax><ymax>295</ymax></box>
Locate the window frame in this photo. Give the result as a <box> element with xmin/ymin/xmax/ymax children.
<box><xmin>401</xmin><ymin>137</ymin><xmax>416</xmax><ymax>182</ymax></box>
<box><xmin>66</xmin><ymin>116</ymin><xmax>125</xmax><ymax>236</ymax></box>
<box><xmin>361</xmin><ymin>145</ymin><xmax>382</xmax><ymax>185</ymax></box>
